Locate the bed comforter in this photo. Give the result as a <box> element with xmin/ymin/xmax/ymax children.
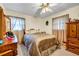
<box><xmin>24</xmin><ymin>33</ymin><xmax>60</xmax><ymax>56</ymax></box>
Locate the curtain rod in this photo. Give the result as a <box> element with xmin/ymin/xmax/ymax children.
<box><xmin>5</xmin><ymin>15</ymin><xmax>25</xmax><ymax>19</ymax></box>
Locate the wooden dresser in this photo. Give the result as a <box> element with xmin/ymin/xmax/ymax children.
<box><xmin>0</xmin><ymin>38</ymin><xmax>17</xmax><ymax>56</ymax></box>
<box><xmin>0</xmin><ymin>6</ymin><xmax>17</xmax><ymax>56</ymax></box>
<box><xmin>66</xmin><ymin>20</ymin><xmax>79</xmax><ymax>55</ymax></box>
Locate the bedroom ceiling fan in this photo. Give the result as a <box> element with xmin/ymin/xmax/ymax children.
<box><xmin>34</xmin><ymin>3</ymin><xmax>57</xmax><ymax>16</ymax></box>
<box><xmin>40</xmin><ymin>3</ymin><xmax>52</xmax><ymax>14</ymax></box>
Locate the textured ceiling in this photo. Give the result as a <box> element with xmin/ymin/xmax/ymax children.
<box><xmin>2</xmin><ymin>3</ymin><xmax>79</xmax><ymax>18</ymax></box>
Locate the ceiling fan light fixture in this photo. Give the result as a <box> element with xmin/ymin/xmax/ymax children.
<box><xmin>45</xmin><ymin>7</ymin><xmax>52</xmax><ymax>12</ymax></box>
<box><xmin>40</xmin><ymin>8</ymin><xmax>46</xmax><ymax>14</ymax></box>
<box><xmin>40</xmin><ymin>7</ymin><xmax>52</xmax><ymax>14</ymax></box>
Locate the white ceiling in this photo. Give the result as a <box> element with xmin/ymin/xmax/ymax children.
<box><xmin>2</xmin><ymin>3</ymin><xmax>79</xmax><ymax>18</ymax></box>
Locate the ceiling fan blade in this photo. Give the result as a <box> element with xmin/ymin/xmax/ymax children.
<box><xmin>49</xmin><ymin>3</ymin><xmax>57</xmax><ymax>7</ymax></box>
<box><xmin>32</xmin><ymin>3</ymin><xmax>42</xmax><ymax>8</ymax></box>
<box><xmin>34</xmin><ymin>8</ymin><xmax>42</xmax><ymax>17</ymax></box>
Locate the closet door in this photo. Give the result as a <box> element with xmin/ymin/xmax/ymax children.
<box><xmin>69</xmin><ymin>23</ymin><xmax>77</xmax><ymax>38</ymax></box>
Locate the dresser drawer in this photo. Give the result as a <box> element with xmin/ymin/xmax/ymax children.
<box><xmin>68</xmin><ymin>45</ymin><xmax>79</xmax><ymax>55</ymax></box>
<box><xmin>0</xmin><ymin>43</ymin><xmax>17</xmax><ymax>53</ymax></box>
<box><xmin>68</xmin><ymin>38</ymin><xmax>79</xmax><ymax>45</ymax></box>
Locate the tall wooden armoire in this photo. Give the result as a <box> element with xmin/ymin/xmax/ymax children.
<box><xmin>66</xmin><ymin>20</ymin><xmax>79</xmax><ymax>55</ymax></box>
<box><xmin>0</xmin><ymin>7</ymin><xmax>6</xmax><ymax>39</ymax></box>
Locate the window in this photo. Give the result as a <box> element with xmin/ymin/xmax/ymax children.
<box><xmin>52</xmin><ymin>16</ymin><xmax>68</xmax><ymax>30</ymax></box>
<box><xmin>9</xmin><ymin>16</ymin><xmax>25</xmax><ymax>31</ymax></box>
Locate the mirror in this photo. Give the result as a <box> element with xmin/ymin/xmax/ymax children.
<box><xmin>5</xmin><ymin>16</ymin><xmax>11</xmax><ymax>32</ymax></box>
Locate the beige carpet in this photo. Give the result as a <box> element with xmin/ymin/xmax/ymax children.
<box><xmin>50</xmin><ymin>46</ymin><xmax>77</xmax><ymax>56</ymax></box>
<box><xmin>17</xmin><ymin>44</ymin><xmax>29</xmax><ymax>56</ymax></box>
<box><xmin>17</xmin><ymin>44</ymin><xmax>77</xmax><ymax>56</ymax></box>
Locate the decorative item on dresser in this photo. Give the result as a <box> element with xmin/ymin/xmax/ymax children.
<box><xmin>66</xmin><ymin>19</ymin><xmax>79</xmax><ymax>55</ymax></box>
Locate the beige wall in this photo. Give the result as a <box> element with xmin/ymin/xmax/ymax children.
<box><xmin>42</xmin><ymin>5</ymin><xmax>79</xmax><ymax>34</ymax></box>
<box><xmin>25</xmin><ymin>16</ymin><xmax>44</xmax><ymax>32</ymax></box>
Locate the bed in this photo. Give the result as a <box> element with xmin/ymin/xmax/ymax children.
<box><xmin>24</xmin><ymin>32</ymin><xmax>60</xmax><ymax>56</ymax></box>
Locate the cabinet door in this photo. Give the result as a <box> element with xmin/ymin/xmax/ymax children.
<box><xmin>0</xmin><ymin>8</ymin><xmax>6</xmax><ymax>39</ymax></box>
<box><xmin>69</xmin><ymin>23</ymin><xmax>77</xmax><ymax>37</ymax></box>
<box><xmin>77</xmin><ymin>23</ymin><xmax>79</xmax><ymax>38</ymax></box>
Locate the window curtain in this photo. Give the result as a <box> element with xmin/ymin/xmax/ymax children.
<box><xmin>10</xmin><ymin>17</ymin><xmax>25</xmax><ymax>31</ymax></box>
<box><xmin>9</xmin><ymin>16</ymin><xmax>25</xmax><ymax>44</ymax></box>
<box><xmin>52</xmin><ymin>16</ymin><xmax>69</xmax><ymax>45</ymax></box>
<box><xmin>52</xmin><ymin>17</ymin><xmax>68</xmax><ymax>30</ymax></box>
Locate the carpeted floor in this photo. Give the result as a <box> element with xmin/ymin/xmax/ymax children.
<box><xmin>17</xmin><ymin>44</ymin><xmax>29</xmax><ymax>56</ymax></box>
<box><xmin>17</xmin><ymin>44</ymin><xmax>77</xmax><ymax>56</ymax></box>
<box><xmin>50</xmin><ymin>46</ymin><xmax>77</xmax><ymax>56</ymax></box>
